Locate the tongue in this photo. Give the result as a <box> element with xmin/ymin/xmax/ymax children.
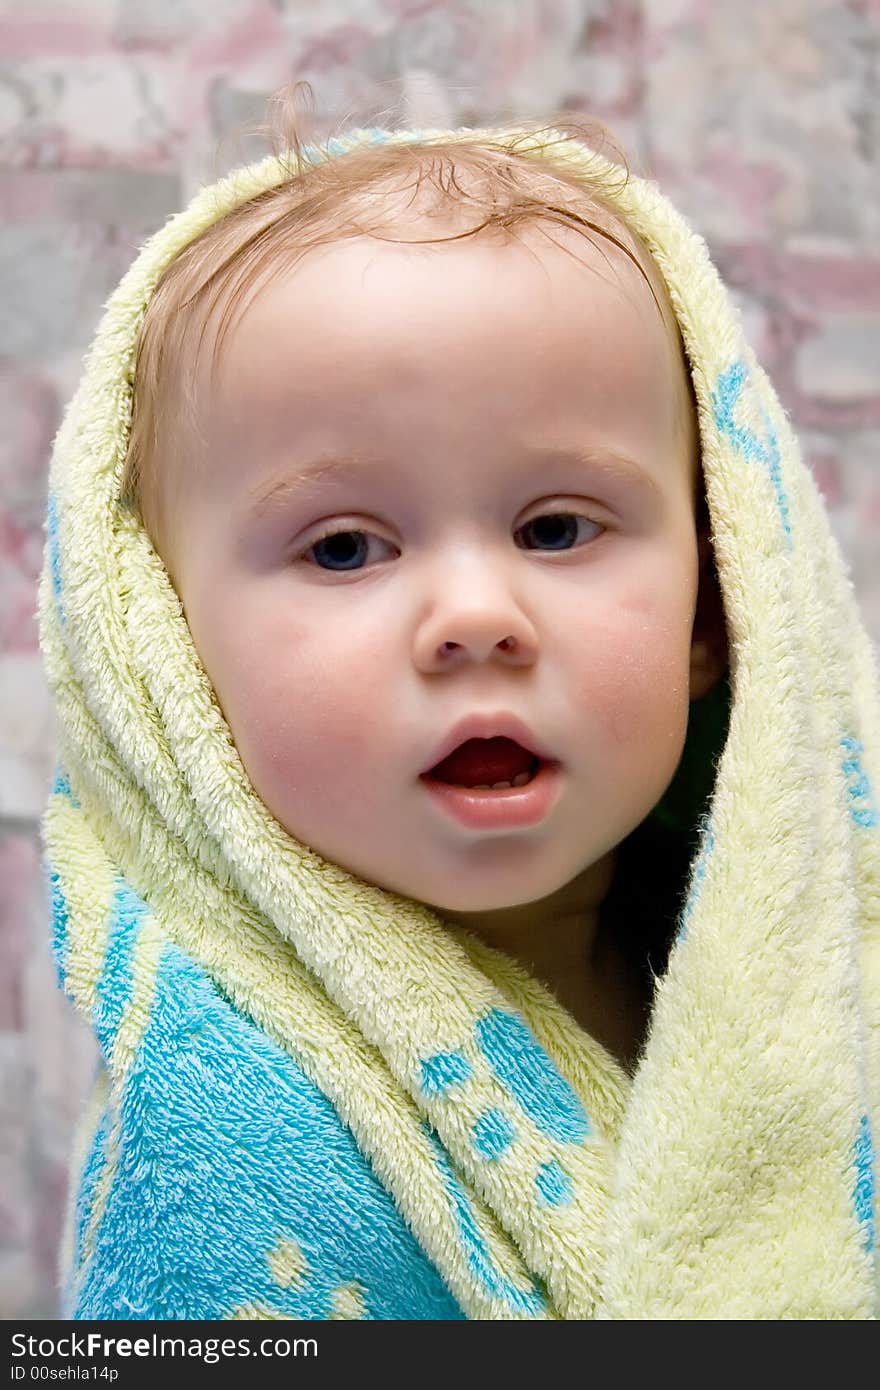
<box><xmin>431</xmin><ymin>737</ymin><xmax>537</xmax><ymax>786</ymax></box>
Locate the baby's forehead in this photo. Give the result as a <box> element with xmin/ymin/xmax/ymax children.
<box><xmin>196</xmin><ymin>151</ymin><xmax>662</xmax><ymax>329</ymax></box>
<box><xmin>201</xmin><ymin>209</ymin><xmax>681</xmax><ymax>388</ymax></box>
<box><xmin>208</xmin><ymin>226</ymin><xmax>680</xmax><ymax>411</ymax></box>
<box><xmin>202</xmin><ymin>178</ymin><xmax>690</xmax><ymax>402</ymax></box>
<box><xmin>185</xmin><ymin>213</ymin><xmax>697</xmax><ymax>486</ymax></box>
<box><xmin>194</xmin><ymin>229</ymin><xmax>696</xmax><ymax>503</ymax></box>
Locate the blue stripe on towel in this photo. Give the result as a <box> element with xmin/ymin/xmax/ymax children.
<box><xmin>47</xmin><ymin>494</ymin><xmax>65</xmax><ymax>623</ymax></box>
<box><xmin>840</xmin><ymin>735</ymin><xmax>879</xmax><ymax>828</ymax></box>
<box><xmin>474</xmin><ymin>1008</ymin><xmax>590</xmax><ymax>1144</ymax></box>
<box><xmin>535</xmin><ymin>1160</ymin><xmax>572</xmax><ymax>1207</ymax></box>
<box><xmin>46</xmin><ymin>862</ymin><xmax>70</xmax><ymax>988</ymax></box>
<box><xmin>471</xmin><ymin>1108</ymin><xmax>516</xmax><ymax>1160</ymax></box>
<box><xmin>423</xmin><ymin>1124</ymin><xmax>546</xmax><ymax>1316</ymax></box>
<box><xmin>853</xmin><ymin>1113</ymin><xmax>876</xmax><ymax>1254</ymax></box>
<box><xmin>420</xmin><ymin>1050</ymin><xmax>472</xmax><ymax>1096</ymax></box>
<box><xmin>712</xmin><ymin>360</ymin><xmax>792</xmax><ymax>543</ymax></box>
<box><xmin>51</xmin><ymin>768</ymin><xmax>78</xmax><ymax>804</ymax></box>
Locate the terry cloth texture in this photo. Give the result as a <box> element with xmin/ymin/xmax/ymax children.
<box><xmin>40</xmin><ymin>125</ymin><xmax>880</xmax><ymax>1320</ymax></box>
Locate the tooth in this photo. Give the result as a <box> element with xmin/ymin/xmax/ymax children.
<box><xmin>466</xmin><ymin>773</ymin><xmax>535</xmax><ymax>790</ymax></box>
<box><xmin>465</xmin><ymin>774</ymin><xmax>536</xmax><ymax>790</ymax></box>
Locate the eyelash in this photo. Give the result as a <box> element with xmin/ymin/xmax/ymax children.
<box><xmin>299</xmin><ymin>510</ymin><xmax>606</xmax><ymax>574</ymax></box>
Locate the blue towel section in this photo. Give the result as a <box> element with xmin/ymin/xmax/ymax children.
<box><xmin>853</xmin><ymin>1114</ymin><xmax>876</xmax><ymax>1254</ymax></box>
<box><xmin>711</xmin><ymin>358</ymin><xmax>792</xmax><ymax>543</ymax></box>
<box><xmin>841</xmin><ymin>735</ymin><xmax>879</xmax><ymax>829</ymax></box>
<box><xmin>474</xmin><ymin>1009</ymin><xmax>590</xmax><ymax>1143</ymax></box>
<box><xmin>91</xmin><ymin>882</ymin><xmax>148</xmax><ymax>1057</ymax></box>
<box><xmin>71</xmin><ymin>941</ymin><xmax>463</xmax><ymax>1320</ymax></box>
<box><xmin>47</xmin><ymin>493</ymin><xmax>65</xmax><ymax>623</ymax></box>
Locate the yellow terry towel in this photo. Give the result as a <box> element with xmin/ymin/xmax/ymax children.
<box><xmin>39</xmin><ymin>124</ymin><xmax>879</xmax><ymax>1318</ymax></box>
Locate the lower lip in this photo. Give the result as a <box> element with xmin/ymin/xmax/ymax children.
<box><xmin>419</xmin><ymin>761</ymin><xmax>563</xmax><ymax>830</ymax></box>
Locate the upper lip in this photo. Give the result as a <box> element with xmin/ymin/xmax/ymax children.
<box><xmin>420</xmin><ymin>712</ymin><xmax>559</xmax><ymax>777</ymax></box>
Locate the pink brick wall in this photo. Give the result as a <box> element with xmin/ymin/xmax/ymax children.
<box><xmin>2</xmin><ymin>0</ymin><xmax>878</xmax><ymax>1318</ymax></box>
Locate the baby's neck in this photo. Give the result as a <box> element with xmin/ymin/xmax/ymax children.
<box><xmin>543</xmin><ymin>928</ymin><xmax>652</xmax><ymax>1074</ymax></box>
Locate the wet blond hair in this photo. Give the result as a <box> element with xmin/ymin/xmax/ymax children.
<box><xmin>122</xmin><ymin>82</ymin><xmax>701</xmax><ymax>559</ymax></box>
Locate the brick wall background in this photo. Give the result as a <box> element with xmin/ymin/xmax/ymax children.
<box><xmin>2</xmin><ymin>0</ymin><xmax>878</xmax><ymax>1318</ymax></box>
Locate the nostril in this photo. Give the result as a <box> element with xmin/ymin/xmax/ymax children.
<box><xmin>439</xmin><ymin>638</ymin><xmax>516</xmax><ymax>655</ymax></box>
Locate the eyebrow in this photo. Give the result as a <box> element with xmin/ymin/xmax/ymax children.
<box><xmin>249</xmin><ymin>453</ymin><xmax>380</xmax><ymax>515</ymax></box>
<box><xmin>248</xmin><ymin>445</ymin><xmax>661</xmax><ymax>516</ymax></box>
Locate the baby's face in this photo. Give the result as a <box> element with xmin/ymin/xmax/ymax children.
<box><xmin>166</xmin><ymin>221</ymin><xmax>702</xmax><ymax>916</ymax></box>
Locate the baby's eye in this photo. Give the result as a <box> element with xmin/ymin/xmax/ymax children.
<box><xmin>516</xmin><ymin>512</ymin><xmax>604</xmax><ymax>550</ymax></box>
<box><xmin>303</xmin><ymin>528</ymin><xmax>396</xmax><ymax>572</ymax></box>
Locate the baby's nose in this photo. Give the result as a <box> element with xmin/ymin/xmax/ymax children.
<box><xmin>411</xmin><ymin>552</ymin><xmax>541</xmax><ymax>672</ymax></box>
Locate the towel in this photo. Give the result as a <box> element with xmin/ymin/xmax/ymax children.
<box><xmin>39</xmin><ymin>124</ymin><xmax>880</xmax><ymax>1319</ymax></box>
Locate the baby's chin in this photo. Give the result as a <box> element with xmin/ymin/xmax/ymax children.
<box><xmin>359</xmin><ymin>869</ymin><xmax>564</xmax><ymax>923</ymax></box>
<box><xmin>410</xmin><ymin>854</ymin><xmax>618</xmax><ymax>932</ymax></box>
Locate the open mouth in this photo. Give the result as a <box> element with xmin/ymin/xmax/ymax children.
<box><xmin>420</xmin><ymin>739</ymin><xmax>562</xmax><ymax>830</ymax></box>
<box><xmin>423</xmin><ymin>736</ymin><xmax>542</xmax><ymax>791</ymax></box>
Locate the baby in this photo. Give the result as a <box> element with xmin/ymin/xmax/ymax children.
<box><xmin>123</xmin><ymin>120</ymin><xmax>728</xmax><ymax>1074</ymax></box>
<box><xmin>43</xmin><ymin>98</ymin><xmax>877</xmax><ymax>1321</ymax></box>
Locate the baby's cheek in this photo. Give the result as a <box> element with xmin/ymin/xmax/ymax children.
<box><xmin>577</xmin><ymin>614</ymin><xmax>692</xmax><ymax>755</ymax></box>
<box><xmin>178</xmin><ymin>570</ymin><xmax>383</xmax><ymax>835</ymax></box>
<box><xmin>224</xmin><ymin>645</ymin><xmax>391</xmax><ymax>823</ymax></box>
